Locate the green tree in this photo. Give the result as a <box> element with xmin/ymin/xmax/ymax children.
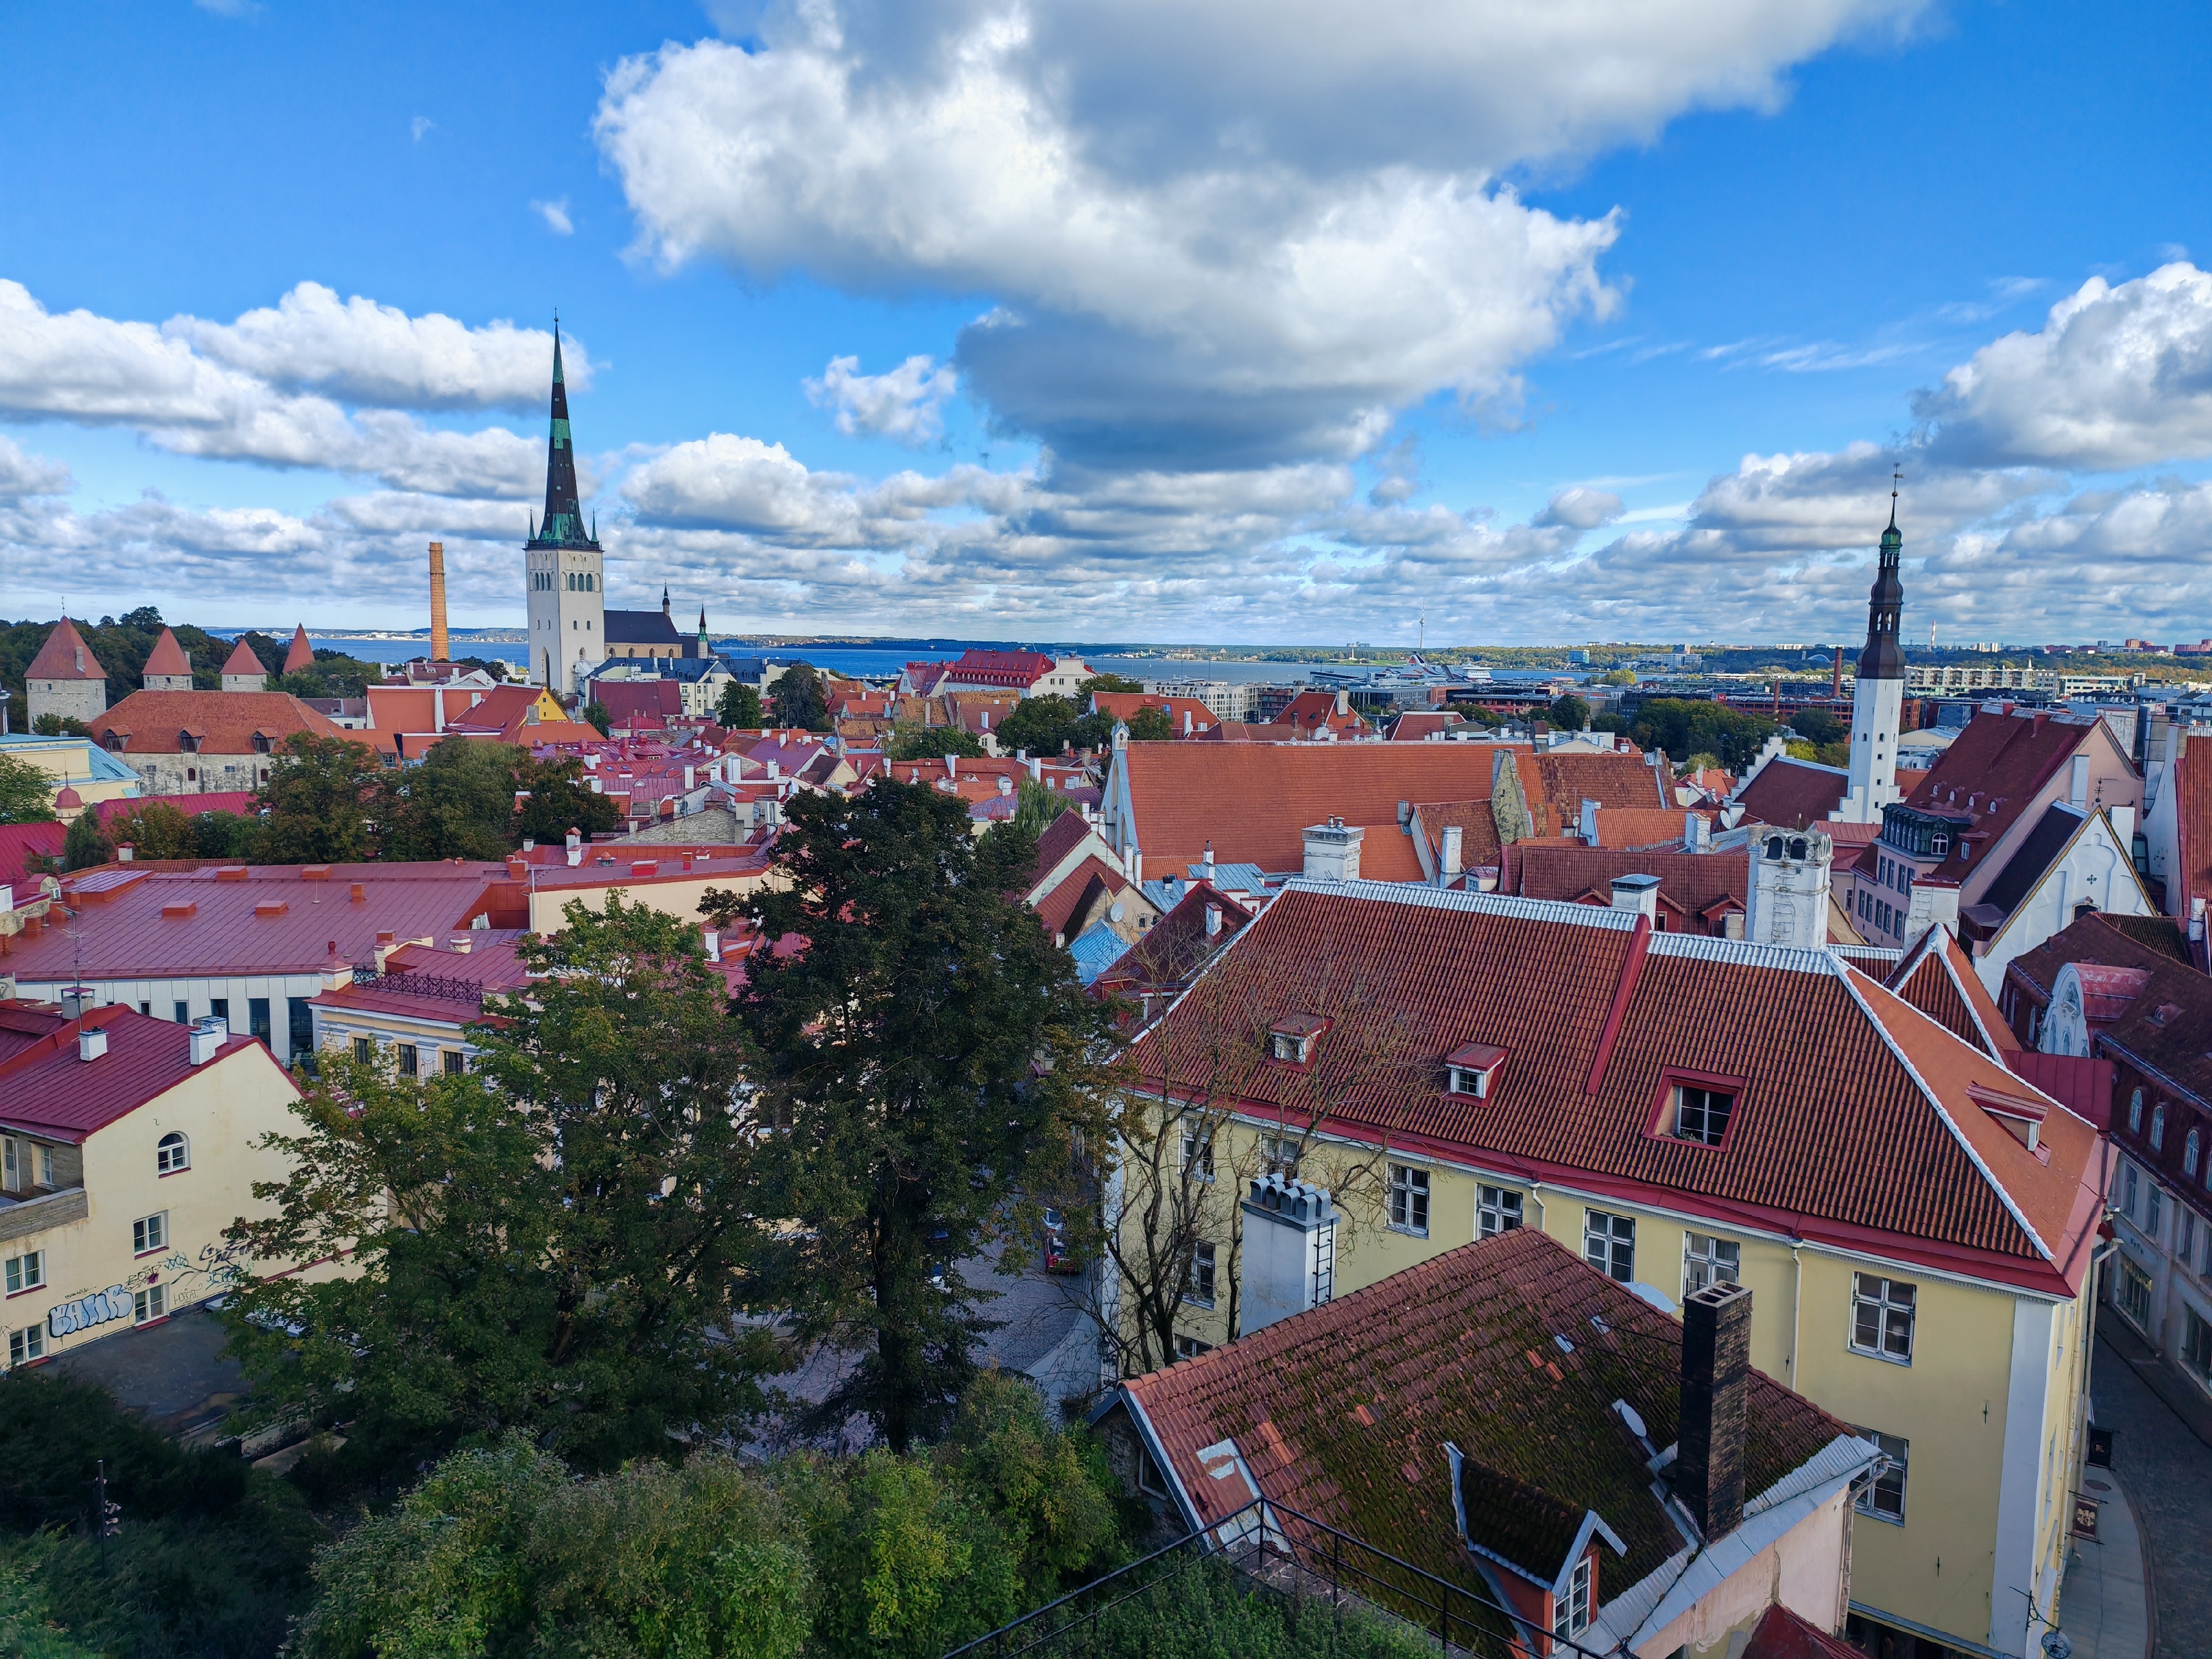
<box><xmin>1547</xmin><ymin>693</ymin><xmax>1591</xmax><ymax>730</ymax></box>
<box><xmin>0</xmin><ymin>753</ymin><xmax>56</xmax><ymax>823</ymax></box>
<box><xmin>1628</xmin><ymin>697</ymin><xmax>1778</xmax><ymax>770</ymax></box>
<box><xmin>193</xmin><ymin>809</ymin><xmax>260</xmax><ymax>859</ymax></box>
<box><xmin>993</xmin><ymin>693</ymin><xmax>1082</xmax><ymax>756</ymax></box>
<box><xmin>1123</xmin><ymin>705</ymin><xmax>1176</xmax><ymax>742</ymax></box>
<box><xmin>60</xmin><ymin>811</ymin><xmax>110</xmax><ymax>870</ymax></box>
<box><xmin>717</xmin><ymin>678</ymin><xmax>764</xmax><ymax>728</ymax></box>
<box><xmin>29</xmin><ymin>714</ymin><xmax>89</xmax><ymax>738</ymax></box>
<box><xmin>376</xmin><ymin>737</ymin><xmax>518</xmax><ymax>861</ymax></box>
<box><xmin>1011</xmin><ymin>778</ymin><xmax>1064</xmax><ymax>841</ymax></box>
<box><xmin>1598</xmin><ymin>667</ymin><xmax>1638</xmax><ymax>686</ymax></box>
<box><xmin>101</xmin><ymin>801</ymin><xmax>196</xmax><ymax>859</ymax></box>
<box><xmin>582</xmin><ymin>700</ymin><xmax>612</xmax><ymax>736</ymax></box>
<box><xmin>294</xmin><ymin>1436</ymin><xmax>814</xmax><ymax>1659</ymax></box>
<box><xmin>769</xmin><ymin>662</ymin><xmax>831</xmax><ymax>731</ymax></box>
<box><xmin>1078</xmin><ymin>672</ymin><xmax>1144</xmax><ymax>693</ymax></box>
<box><xmin>886</xmin><ymin>723</ymin><xmax>986</xmax><ymax>761</ymax></box>
<box><xmin>514</xmin><ymin>752</ymin><xmax>622</xmax><ymax>847</ymax></box>
<box><xmin>707</xmin><ymin>782</ymin><xmax>1114</xmax><ymax>1452</ymax></box>
<box><xmin>253</xmin><ymin>731</ymin><xmax>381</xmax><ymax>862</ymax></box>
<box><xmin>1790</xmin><ymin>707</ymin><xmax>1846</xmax><ymax>745</ymax></box>
<box><xmin>939</xmin><ymin>1371</ymin><xmax>1124</xmax><ymax>1595</ymax></box>
<box><xmin>222</xmin><ymin>897</ymin><xmax>782</xmax><ymax>1477</ymax></box>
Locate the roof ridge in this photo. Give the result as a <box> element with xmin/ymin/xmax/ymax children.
<box><xmin>1839</xmin><ymin>967</ymin><xmax>2056</xmax><ymax>1264</ymax></box>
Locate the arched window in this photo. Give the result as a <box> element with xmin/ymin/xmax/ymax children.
<box><xmin>2130</xmin><ymin>1088</ymin><xmax>2144</xmax><ymax>1132</ymax></box>
<box><xmin>156</xmin><ymin>1132</ymin><xmax>189</xmax><ymax>1175</ymax></box>
<box><xmin>2185</xmin><ymin>1128</ymin><xmax>2201</xmax><ymax>1181</ymax></box>
<box><xmin>2151</xmin><ymin>1104</ymin><xmax>2166</xmax><ymax>1152</ymax></box>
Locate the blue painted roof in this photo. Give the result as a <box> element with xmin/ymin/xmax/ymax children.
<box><xmin>1068</xmin><ymin>919</ymin><xmax>1131</xmax><ymax>986</ymax></box>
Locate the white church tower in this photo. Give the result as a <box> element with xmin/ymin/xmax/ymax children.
<box><xmin>1834</xmin><ymin>472</ymin><xmax>1907</xmax><ymax>826</ymax></box>
<box><xmin>1747</xmin><ymin>828</ymin><xmax>1834</xmax><ymax>949</ymax></box>
<box><xmin>523</xmin><ymin>324</ymin><xmax>606</xmax><ymax>691</ymax></box>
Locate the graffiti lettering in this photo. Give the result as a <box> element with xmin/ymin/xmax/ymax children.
<box><xmin>47</xmin><ymin>1285</ymin><xmax>131</xmax><ymax>1338</ymax></box>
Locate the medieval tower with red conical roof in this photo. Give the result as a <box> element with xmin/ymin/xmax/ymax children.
<box><xmin>25</xmin><ymin>616</ymin><xmax>108</xmax><ymax>728</ymax></box>
<box><xmin>522</xmin><ymin>323</ymin><xmax>605</xmax><ymax>691</ymax></box>
<box><xmin>141</xmin><ymin>627</ymin><xmax>193</xmax><ymax>692</ymax></box>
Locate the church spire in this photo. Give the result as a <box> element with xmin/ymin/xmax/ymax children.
<box><xmin>1856</xmin><ymin>466</ymin><xmax>1905</xmax><ymax>682</ymax></box>
<box><xmin>525</xmin><ymin>321</ymin><xmax>599</xmax><ymax>553</ymax></box>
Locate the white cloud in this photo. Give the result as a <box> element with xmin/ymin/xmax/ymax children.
<box><xmin>0</xmin><ymin>280</ymin><xmax>555</xmax><ymax>497</ymax></box>
<box><xmin>1916</xmin><ymin>262</ymin><xmax>2212</xmax><ymax>471</ymax></box>
<box><xmin>532</xmin><ymin>198</ymin><xmax>575</xmax><ymax>236</ymax></box>
<box><xmin>166</xmin><ymin>281</ymin><xmax>580</xmax><ymax>410</ymax></box>
<box><xmin>0</xmin><ymin>435</ymin><xmax>71</xmax><ymax>502</ymax></box>
<box><xmin>412</xmin><ymin>116</ymin><xmax>435</xmax><ymax>143</ymax></box>
<box><xmin>1534</xmin><ymin>486</ymin><xmax>1624</xmax><ymax>531</ymax></box>
<box><xmin>806</xmin><ymin>354</ymin><xmax>958</xmax><ymax>443</ymax></box>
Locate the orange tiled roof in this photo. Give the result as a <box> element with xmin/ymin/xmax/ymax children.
<box><xmin>219</xmin><ymin>637</ymin><xmax>269</xmax><ymax>678</ymax></box>
<box><xmin>1732</xmin><ymin>758</ymin><xmax>1847</xmax><ymax>830</ymax></box>
<box><xmin>90</xmin><ymin>689</ymin><xmax>353</xmax><ymax>755</ymax></box>
<box><xmin>1503</xmin><ymin>843</ymin><xmax>1746</xmax><ymax>931</ymax></box>
<box><xmin>283</xmin><ymin>624</ymin><xmax>315</xmax><ymax>674</ymax></box>
<box><xmin>26</xmin><ymin>617</ymin><xmax>105</xmax><ymax>682</ymax></box>
<box><xmin>1885</xmin><ymin>925</ymin><xmax>2019</xmax><ymax>1060</ymax></box>
<box><xmin>141</xmin><ymin>627</ymin><xmax>192</xmax><ymax>678</ymax></box>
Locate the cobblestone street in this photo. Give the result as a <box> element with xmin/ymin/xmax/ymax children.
<box><xmin>2088</xmin><ymin>1325</ymin><xmax>2212</xmax><ymax>1658</ymax></box>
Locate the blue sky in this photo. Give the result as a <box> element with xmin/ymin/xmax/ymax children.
<box><xmin>1</xmin><ymin>0</ymin><xmax>2209</xmax><ymax>645</ymax></box>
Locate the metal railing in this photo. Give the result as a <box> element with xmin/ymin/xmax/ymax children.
<box><xmin>347</xmin><ymin>966</ymin><xmax>489</xmax><ymax>1004</ymax></box>
<box><xmin>944</xmin><ymin>1497</ymin><xmax>1623</xmax><ymax>1659</ymax></box>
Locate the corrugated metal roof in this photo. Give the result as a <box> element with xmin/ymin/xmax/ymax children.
<box><xmin>0</xmin><ymin>1007</ymin><xmax>280</xmax><ymax>1141</ymax></box>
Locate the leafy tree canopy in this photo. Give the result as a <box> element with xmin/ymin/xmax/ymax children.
<box><xmin>222</xmin><ymin>897</ymin><xmax>784</xmax><ymax>1476</ymax></box>
<box><xmin>1628</xmin><ymin>697</ymin><xmax>1778</xmax><ymax>770</ymax></box>
<box><xmin>102</xmin><ymin>801</ymin><xmax>195</xmax><ymax>859</ymax></box>
<box><xmin>252</xmin><ymin>732</ymin><xmax>380</xmax><ymax>863</ymax></box>
<box><xmin>0</xmin><ymin>753</ymin><xmax>56</xmax><ymax>824</ymax></box>
<box><xmin>1547</xmin><ymin>693</ymin><xmax>1591</xmax><ymax>731</ymax></box>
<box><xmin>1123</xmin><ymin>705</ymin><xmax>1176</xmax><ymax>743</ymax></box>
<box><xmin>1078</xmin><ymin>672</ymin><xmax>1144</xmax><ymax>693</ymax></box>
<box><xmin>1790</xmin><ymin>707</ymin><xmax>1847</xmax><ymax>745</ymax></box>
<box><xmin>706</xmin><ymin>782</ymin><xmax>1115</xmax><ymax>1451</ymax></box>
<box><xmin>717</xmin><ymin>677</ymin><xmax>763</xmax><ymax>730</ymax></box>
<box><xmin>60</xmin><ymin>811</ymin><xmax>110</xmax><ymax>871</ymax></box>
<box><xmin>582</xmin><ymin>699</ymin><xmax>611</xmax><ymax>736</ymax></box>
<box><xmin>769</xmin><ymin>662</ymin><xmax>832</xmax><ymax>732</ymax></box>
<box><xmin>886</xmin><ymin>723</ymin><xmax>986</xmax><ymax>761</ymax></box>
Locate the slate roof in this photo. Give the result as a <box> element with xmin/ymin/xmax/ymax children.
<box><xmin>1885</xmin><ymin>926</ymin><xmax>2018</xmax><ymax>1060</ymax></box>
<box><xmin>1120</xmin><ymin>1227</ymin><xmax>1848</xmax><ymax>1597</ymax></box>
<box><xmin>1142</xmin><ymin>881</ymin><xmax>2105</xmax><ymax>1293</ymax></box>
<box><xmin>1732</xmin><ymin>758</ymin><xmax>1847</xmax><ymax>830</ymax></box>
<box><xmin>90</xmin><ymin>690</ymin><xmax>352</xmax><ymax>756</ymax></box>
<box><xmin>25</xmin><ymin>618</ymin><xmax>105</xmax><ymax>683</ymax></box>
<box><xmin>605</xmin><ymin>610</ymin><xmax>688</xmax><ymax>647</ymax></box>
<box><xmin>1978</xmin><ymin>803</ymin><xmax>2089</xmax><ymax>919</ymax></box>
<box><xmin>0</xmin><ymin>1006</ymin><xmax>276</xmax><ymax>1143</ymax></box>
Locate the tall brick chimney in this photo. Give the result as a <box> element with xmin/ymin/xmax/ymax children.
<box><xmin>1677</xmin><ymin>1281</ymin><xmax>1751</xmax><ymax>1537</ymax></box>
<box><xmin>428</xmin><ymin>541</ymin><xmax>451</xmax><ymax>664</ymax></box>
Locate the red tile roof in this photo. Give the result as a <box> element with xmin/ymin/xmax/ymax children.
<box><xmin>90</xmin><ymin>690</ymin><xmax>353</xmax><ymax>756</ymax></box>
<box><xmin>1275</xmin><ymin>690</ymin><xmax>1372</xmax><ymax>737</ymax></box>
<box><xmin>1742</xmin><ymin>1604</ymin><xmax>1863</xmax><ymax>1659</ymax></box>
<box><xmin>2174</xmin><ymin>734</ymin><xmax>2212</xmax><ymax>936</ymax></box>
<box><xmin>1388</xmin><ymin>711</ymin><xmax>1464</xmax><ymax>741</ymax></box>
<box><xmin>2007</xmin><ymin>914</ymin><xmax>2212</xmax><ymax>1112</ymax></box>
<box><xmin>1885</xmin><ymin>926</ymin><xmax>2018</xmax><ymax>1060</ymax></box>
<box><xmin>1120</xmin><ymin>1227</ymin><xmax>1848</xmax><ymax>1595</ymax></box>
<box><xmin>593</xmin><ymin>680</ymin><xmax>684</xmax><ymax>724</ymax></box>
<box><xmin>1589</xmin><ymin>807</ymin><xmax>1706</xmax><ymax>849</ymax></box>
<box><xmin>1142</xmin><ymin>881</ymin><xmax>2103</xmax><ymax>1293</ymax></box>
<box><xmin>1503</xmin><ymin>843</ymin><xmax>1746</xmax><ymax>932</ymax></box>
<box><xmin>220</xmin><ymin>637</ymin><xmax>268</xmax><ymax>678</ymax></box>
<box><xmin>1532</xmin><ymin>751</ymin><xmax>1669</xmax><ymax>816</ymax></box>
<box><xmin>1889</xmin><ymin>708</ymin><xmax>2113</xmax><ymax>878</ymax></box>
<box><xmin>0</xmin><ymin>824</ymin><xmax>65</xmax><ymax>889</ymax></box>
<box><xmin>1091</xmin><ymin>693</ymin><xmax>1218</xmax><ymax>734</ymax></box>
<box><xmin>283</xmin><ymin>625</ymin><xmax>315</xmax><ymax>674</ymax></box>
<box><xmin>0</xmin><ymin>863</ymin><xmax>501</xmax><ymax>979</ymax></box>
<box><xmin>25</xmin><ymin>618</ymin><xmax>105</xmax><ymax>682</ymax></box>
<box><xmin>1732</xmin><ymin>758</ymin><xmax>1846</xmax><ymax>830</ymax></box>
<box><xmin>0</xmin><ymin>1006</ymin><xmax>282</xmax><ymax>1142</ymax></box>
<box><xmin>141</xmin><ymin>627</ymin><xmax>192</xmax><ymax>679</ymax></box>
<box><xmin>1033</xmin><ymin>854</ymin><xmax>1131</xmax><ymax>940</ymax></box>
<box><xmin>1092</xmin><ymin>879</ymin><xmax>1254</xmax><ymax>999</ymax></box>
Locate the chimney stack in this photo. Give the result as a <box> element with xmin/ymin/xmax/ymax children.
<box><xmin>77</xmin><ymin>1026</ymin><xmax>108</xmax><ymax>1063</ymax></box>
<box><xmin>189</xmin><ymin>1016</ymin><xmax>225</xmax><ymax>1064</ymax></box>
<box><xmin>1302</xmin><ymin>817</ymin><xmax>1365</xmax><ymax>882</ymax></box>
<box><xmin>1205</xmin><ymin>903</ymin><xmax>1222</xmax><ymax>937</ymax></box>
<box><xmin>1677</xmin><ymin>1281</ymin><xmax>1752</xmax><ymax>1537</ymax></box>
<box><xmin>1684</xmin><ymin>813</ymin><xmax>1710</xmax><ymax>853</ymax></box>
<box><xmin>1610</xmin><ymin>872</ymin><xmax>1661</xmax><ymax>924</ymax></box>
<box><xmin>1440</xmin><ymin>823</ymin><xmax>1464</xmax><ymax>879</ymax></box>
<box><xmin>1239</xmin><ymin>1174</ymin><xmax>1338</xmax><ymax>1333</ymax></box>
<box><xmin>428</xmin><ymin>541</ymin><xmax>451</xmax><ymax>663</ymax></box>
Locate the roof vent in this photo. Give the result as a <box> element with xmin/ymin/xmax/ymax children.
<box><xmin>189</xmin><ymin>1016</ymin><xmax>226</xmax><ymax>1065</ymax></box>
<box><xmin>77</xmin><ymin>1027</ymin><xmax>107</xmax><ymax>1062</ymax></box>
<box><xmin>255</xmin><ymin>900</ymin><xmax>289</xmax><ymax>918</ymax></box>
<box><xmin>216</xmin><ymin>865</ymin><xmax>249</xmax><ymax>882</ymax></box>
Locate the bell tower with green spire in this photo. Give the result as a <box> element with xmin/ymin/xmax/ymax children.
<box><xmin>1835</xmin><ymin>469</ymin><xmax>1907</xmax><ymax>825</ymax></box>
<box><xmin>523</xmin><ymin>321</ymin><xmax>605</xmax><ymax>690</ymax></box>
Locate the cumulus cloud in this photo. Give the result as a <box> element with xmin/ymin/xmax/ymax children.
<box><xmin>1534</xmin><ymin>485</ymin><xmax>1624</xmax><ymax>531</ymax></box>
<box><xmin>0</xmin><ymin>435</ymin><xmax>72</xmax><ymax>502</ymax></box>
<box><xmin>0</xmin><ymin>280</ymin><xmax>555</xmax><ymax>497</ymax></box>
<box><xmin>806</xmin><ymin>354</ymin><xmax>958</xmax><ymax>443</ymax></box>
<box><xmin>1916</xmin><ymin>262</ymin><xmax>2212</xmax><ymax>471</ymax></box>
<box><xmin>532</xmin><ymin>198</ymin><xmax>575</xmax><ymax>236</ymax></box>
<box><xmin>165</xmin><ymin>280</ymin><xmax>582</xmax><ymax>410</ymax></box>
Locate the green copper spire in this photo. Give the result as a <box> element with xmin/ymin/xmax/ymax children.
<box><xmin>1857</xmin><ymin>466</ymin><xmax>1906</xmax><ymax>681</ymax></box>
<box><xmin>525</xmin><ymin>320</ymin><xmax>600</xmax><ymax>553</ymax></box>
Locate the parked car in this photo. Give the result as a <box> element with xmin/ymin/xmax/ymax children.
<box><xmin>1043</xmin><ymin>1207</ymin><xmax>1081</xmax><ymax>1274</ymax></box>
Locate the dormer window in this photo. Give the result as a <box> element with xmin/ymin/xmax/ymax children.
<box><xmin>1445</xmin><ymin>1042</ymin><xmax>1508</xmax><ymax>1099</ymax></box>
<box><xmin>1268</xmin><ymin>1014</ymin><xmax>1328</xmax><ymax>1065</ymax></box>
<box><xmin>177</xmin><ymin>732</ymin><xmax>200</xmax><ymax>753</ymax></box>
<box><xmin>251</xmin><ymin>732</ymin><xmax>274</xmax><ymax>755</ymax></box>
<box><xmin>1553</xmin><ymin>1554</ymin><xmax>1592</xmax><ymax>1639</ymax></box>
<box><xmin>1651</xmin><ymin>1074</ymin><xmax>1742</xmax><ymax>1147</ymax></box>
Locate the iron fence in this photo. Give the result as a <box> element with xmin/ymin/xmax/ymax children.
<box><xmin>347</xmin><ymin>966</ymin><xmax>490</xmax><ymax>1004</ymax></box>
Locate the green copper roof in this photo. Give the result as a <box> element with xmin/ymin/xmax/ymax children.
<box><xmin>526</xmin><ymin>323</ymin><xmax>599</xmax><ymax>554</ymax></box>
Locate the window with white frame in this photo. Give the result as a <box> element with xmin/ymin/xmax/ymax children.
<box><xmin>2119</xmin><ymin>1258</ymin><xmax>2153</xmax><ymax>1329</ymax></box>
<box><xmin>1851</xmin><ymin>1273</ymin><xmax>1916</xmax><ymax>1363</ymax></box>
<box><xmin>1853</xmin><ymin>1427</ymin><xmax>1909</xmax><ymax>1522</ymax></box>
<box><xmin>156</xmin><ymin>1132</ymin><xmax>189</xmax><ymax>1175</ymax></box>
<box><xmin>8</xmin><ymin>1326</ymin><xmax>42</xmax><ymax>1367</ymax></box>
<box><xmin>1173</xmin><ymin>1333</ymin><xmax>1214</xmax><ymax>1362</ymax></box>
<box><xmin>1188</xmin><ymin>1241</ymin><xmax>1217</xmax><ymax>1307</ymax></box>
<box><xmin>2129</xmin><ymin>1088</ymin><xmax>2144</xmax><ymax>1133</ymax></box>
<box><xmin>1684</xmin><ymin>1233</ymin><xmax>1740</xmax><ymax>1295</ymax></box>
<box><xmin>1584</xmin><ymin>1211</ymin><xmax>1635</xmax><ymax>1282</ymax></box>
<box><xmin>4</xmin><ymin>1251</ymin><xmax>42</xmax><ymax>1296</ymax></box>
<box><xmin>1388</xmin><ymin>1164</ymin><xmax>1430</xmax><ymax>1236</ymax></box>
<box><xmin>1552</xmin><ymin>1554</ymin><xmax>1592</xmax><ymax>1639</ymax></box>
<box><xmin>1672</xmin><ymin>1083</ymin><xmax>1735</xmax><ymax>1146</ymax></box>
<box><xmin>1</xmin><ymin>1137</ymin><xmax>15</xmax><ymax>1192</ymax></box>
<box><xmin>132</xmin><ymin>1212</ymin><xmax>167</xmax><ymax>1256</ymax></box>
<box><xmin>1477</xmin><ymin>1185</ymin><xmax>1522</xmax><ymax>1239</ymax></box>
<box><xmin>1179</xmin><ymin>1119</ymin><xmax>1214</xmax><ymax>1182</ymax></box>
<box><xmin>133</xmin><ymin>1283</ymin><xmax>166</xmax><ymax>1324</ymax></box>
<box><xmin>2152</xmin><ymin>1104</ymin><xmax>2167</xmax><ymax>1152</ymax></box>
<box><xmin>35</xmin><ymin>1145</ymin><xmax>51</xmax><ymax>1187</ymax></box>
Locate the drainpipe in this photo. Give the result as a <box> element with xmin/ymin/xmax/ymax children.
<box><xmin>1789</xmin><ymin>1240</ymin><xmax>1803</xmax><ymax>1385</ymax></box>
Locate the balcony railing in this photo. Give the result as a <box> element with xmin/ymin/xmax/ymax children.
<box><xmin>347</xmin><ymin>967</ymin><xmax>491</xmax><ymax>1004</ymax></box>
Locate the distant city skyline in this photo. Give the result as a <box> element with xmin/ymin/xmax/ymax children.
<box><xmin>2</xmin><ymin>1</ymin><xmax>2209</xmax><ymax>645</ymax></box>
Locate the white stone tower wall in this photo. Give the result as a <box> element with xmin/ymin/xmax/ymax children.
<box><xmin>526</xmin><ymin>547</ymin><xmax>606</xmax><ymax>690</ymax></box>
<box><xmin>1835</xmin><ymin>674</ymin><xmax>1903</xmax><ymax>826</ymax></box>
<box><xmin>1746</xmin><ymin>828</ymin><xmax>1834</xmax><ymax>949</ymax></box>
